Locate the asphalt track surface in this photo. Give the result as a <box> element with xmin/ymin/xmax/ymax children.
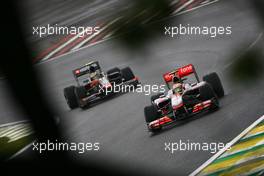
<box><xmin>1</xmin><ymin>0</ymin><xmax>264</xmax><ymax>175</ymax></box>
<box><xmin>20</xmin><ymin>0</ymin><xmax>132</xmax><ymax>53</ymax></box>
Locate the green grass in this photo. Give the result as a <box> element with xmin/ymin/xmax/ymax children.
<box><xmin>0</xmin><ymin>135</ymin><xmax>34</xmax><ymax>161</ymax></box>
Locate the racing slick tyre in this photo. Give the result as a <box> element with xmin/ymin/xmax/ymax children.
<box><xmin>199</xmin><ymin>83</ymin><xmax>219</xmax><ymax>110</ymax></box>
<box><xmin>199</xmin><ymin>83</ymin><xmax>216</xmax><ymax>100</ymax></box>
<box><xmin>121</xmin><ymin>67</ymin><xmax>135</xmax><ymax>81</ymax></box>
<box><xmin>203</xmin><ymin>72</ymin><xmax>224</xmax><ymax>98</ymax></box>
<box><xmin>151</xmin><ymin>93</ymin><xmax>164</xmax><ymax>103</ymax></box>
<box><xmin>75</xmin><ymin>86</ymin><xmax>87</xmax><ymax>108</ymax></box>
<box><xmin>107</xmin><ymin>67</ymin><xmax>122</xmax><ymax>84</ymax></box>
<box><xmin>64</xmin><ymin>86</ymin><xmax>78</xmax><ymax>109</ymax></box>
<box><xmin>107</xmin><ymin>67</ymin><xmax>120</xmax><ymax>74</ymax></box>
<box><xmin>144</xmin><ymin>105</ymin><xmax>159</xmax><ymax>123</ymax></box>
<box><xmin>144</xmin><ymin>105</ymin><xmax>161</xmax><ymax>133</ymax></box>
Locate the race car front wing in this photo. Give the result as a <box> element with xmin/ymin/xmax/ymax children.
<box><xmin>148</xmin><ymin>100</ymin><xmax>213</xmax><ymax>130</ymax></box>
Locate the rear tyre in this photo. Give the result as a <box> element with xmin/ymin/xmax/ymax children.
<box><xmin>203</xmin><ymin>72</ymin><xmax>224</xmax><ymax>98</ymax></box>
<box><xmin>121</xmin><ymin>67</ymin><xmax>135</xmax><ymax>81</ymax></box>
<box><xmin>107</xmin><ymin>67</ymin><xmax>122</xmax><ymax>84</ymax></box>
<box><xmin>64</xmin><ymin>86</ymin><xmax>78</xmax><ymax>109</ymax></box>
<box><xmin>107</xmin><ymin>67</ymin><xmax>120</xmax><ymax>74</ymax></box>
<box><xmin>144</xmin><ymin>105</ymin><xmax>159</xmax><ymax>123</ymax></box>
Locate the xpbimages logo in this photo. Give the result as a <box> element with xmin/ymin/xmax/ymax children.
<box><xmin>32</xmin><ymin>140</ymin><xmax>100</xmax><ymax>154</ymax></box>
<box><xmin>164</xmin><ymin>140</ymin><xmax>231</xmax><ymax>154</ymax></box>
<box><xmin>98</xmin><ymin>82</ymin><xmax>166</xmax><ymax>96</ymax></box>
<box><xmin>32</xmin><ymin>24</ymin><xmax>100</xmax><ymax>38</ymax></box>
<box><xmin>164</xmin><ymin>24</ymin><xmax>232</xmax><ymax>38</ymax></box>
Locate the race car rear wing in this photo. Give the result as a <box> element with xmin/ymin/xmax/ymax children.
<box><xmin>72</xmin><ymin>61</ymin><xmax>102</xmax><ymax>86</ymax></box>
<box><xmin>163</xmin><ymin>64</ymin><xmax>200</xmax><ymax>88</ymax></box>
<box><xmin>73</xmin><ymin>66</ymin><xmax>90</xmax><ymax>78</ymax></box>
<box><xmin>72</xmin><ymin>61</ymin><xmax>101</xmax><ymax>78</ymax></box>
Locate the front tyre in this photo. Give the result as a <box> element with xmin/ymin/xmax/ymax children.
<box><xmin>64</xmin><ymin>86</ymin><xmax>78</xmax><ymax>109</ymax></box>
<box><xmin>203</xmin><ymin>72</ymin><xmax>224</xmax><ymax>98</ymax></box>
<box><xmin>144</xmin><ymin>105</ymin><xmax>161</xmax><ymax>133</ymax></box>
<box><xmin>75</xmin><ymin>86</ymin><xmax>87</xmax><ymax>108</ymax></box>
<box><xmin>199</xmin><ymin>83</ymin><xmax>219</xmax><ymax>111</ymax></box>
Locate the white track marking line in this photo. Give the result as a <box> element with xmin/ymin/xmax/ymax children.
<box><xmin>38</xmin><ymin>36</ymin><xmax>110</xmax><ymax>65</ymax></box>
<box><xmin>8</xmin><ymin>141</ymin><xmax>35</xmax><ymax>161</ymax></box>
<box><xmin>7</xmin><ymin>127</ymin><xmax>31</xmax><ymax>139</ymax></box>
<box><xmin>102</xmin><ymin>30</ymin><xmax>117</xmax><ymax>40</ymax></box>
<box><xmin>223</xmin><ymin>32</ymin><xmax>263</xmax><ymax>70</ymax></box>
<box><xmin>170</xmin><ymin>0</ymin><xmax>180</xmax><ymax>5</ymax></box>
<box><xmin>135</xmin><ymin>9</ymin><xmax>148</xmax><ymax>19</ymax></box>
<box><xmin>37</xmin><ymin>0</ymin><xmax>219</xmax><ymax>65</ymax></box>
<box><xmin>71</xmin><ymin>18</ymin><xmax>120</xmax><ymax>51</ymax></box>
<box><xmin>0</xmin><ymin>122</ymin><xmax>32</xmax><ymax>142</ymax></box>
<box><xmin>248</xmin><ymin>33</ymin><xmax>263</xmax><ymax>49</ymax></box>
<box><xmin>102</xmin><ymin>23</ymin><xmax>124</xmax><ymax>40</ymax></box>
<box><xmin>9</xmin><ymin>131</ymin><xmax>34</xmax><ymax>142</ymax></box>
<box><xmin>0</xmin><ymin>124</ymin><xmax>26</xmax><ymax>136</ymax></box>
<box><xmin>0</xmin><ymin>120</ymin><xmax>28</xmax><ymax>128</ymax></box>
<box><xmin>219</xmin><ymin>140</ymin><xmax>264</xmax><ymax>159</ymax></box>
<box><xmin>201</xmin><ymin>0</ymin><xmax>210</xmax><ymax>5</ymax></box>
<box><xmin>176</xmin><ymin>0</ymin><xmax>219</xmax><ymax>16</ymax></box>
<box><xmin>243</xmin><ymin>168</ymin><xmax>264</xmax><ymax>176</ymax></box>
<box><xmin>2</xmin><ymin>126</ymin><xmax>29</xmax><ymax>138</ymax></box>
<box><xmin>142</xmin><ymin>11</ymin><xmax>161</xmax><ymax>24</ymax></box>
<box><xmin>0</xmin><ymin>125</ymin><xmax>28</xmax><ymax>137</ymax></box>
<box><xmin>42</xmin><ymin>27</ymin><xmax>93</xmax><ymax>61</ymax></box>
<box><xmin>189</xmin><ymin>115</ymin><xmax>264</xmax><ymax>176</ymax></box>
<box><xmin>199</xmin><ymin>154</ymin><xmax>264</xmax><ymax>176</ymax></box>
<box><xmin>0</xmin><ymin>121</ymin><xmax>34</xmax><ymax>161</ymax></box>
<box><xmin>173</xmin><ymin>0</ymin><xmax>195</xmax><ymax>14</ymax></box>
<box><xmin>243</xmin><ymin>131</ymin><xmax>264</xmax><ymax>140</ymax></box>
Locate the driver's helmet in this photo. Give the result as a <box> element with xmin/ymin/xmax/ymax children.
<box><xmin>89</xmin><ymin>65</ymin><xmax>98</xmax><ymax>80</ymax></box>
<box><xmin>90</xmin><ymin>72</ymin><xmax>96</xmax><ymax>80</ymax></box>
<box><xmin>172</xmin><ymin>83</ymin><xmax>183</xmax><ymax>94</ymax></box>
<box><xmin>172</xmin><ymin>75</ymin><xmax>181</xmax><ymax>83</ymax></box>
<box><xmin>90</xmin><ymin>72</ymin><xmax>97</xmax><ymax>80</ymax></box>
<box><xmin>89</xmin><ymin>65</ymin><xmax>96</xmax><ymax>73</ymax></box>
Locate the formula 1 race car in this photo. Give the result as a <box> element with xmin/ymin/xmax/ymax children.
<box><xmin>144</xmin><ymin>64</ymin><xmax>224</xmax><ymax>133</ymax></box>
<box><xmin>64</xmin><ymin>61</ymin><xmax>139</xmax><ymax>109</ymax></box>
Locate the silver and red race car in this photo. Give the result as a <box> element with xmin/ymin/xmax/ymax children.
<box><xmin>64</xmin><ymin>61</ymin><xmax>139</xmax><ymax>109</ymax></box>
<box><xmin>144</xmin><ymin>64</ymin><xmax>224</xmax><ymax>133</ymax></box>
